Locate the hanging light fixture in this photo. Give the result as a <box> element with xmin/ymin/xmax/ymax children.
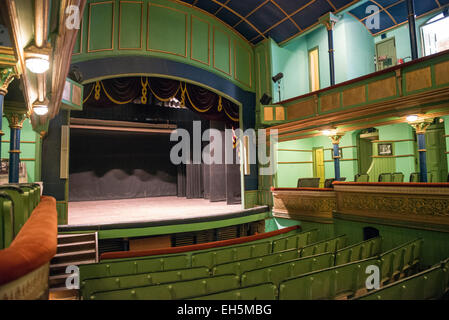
<box><xmin>25</xmin><ymin>57</ymin><xmax>50</xmax><ymax>74</ymax></box>
<box><xmin>32</xmin><ymin>99</ymin><xmax>49</xmax><ymax>115</ymax></box>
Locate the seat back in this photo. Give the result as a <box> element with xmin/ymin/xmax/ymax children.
<box><xmin>297</xmin><ymin>178</ymin><xmax>320</xmax><ymax>188</ymax></box>
<box><xmin>81</xmin><ymin>267</ymin><xmax>210</xmax><ymax>300</ymax></box>
<box><xmin>300</xmin><ymin>235</ymin><xmax>347</xmax><ymax>257</ymax></box>
<box><xmin>392</xmin><ymin>172</ymin><xmax>404</xmax><ymax>182</ymax></box>
<box><xmin>272</xmin><ymin>229</ymin><xmax>318</xmax><ymax>252</ymax></box>
<box><xmin>409</xmin><ymin>172</ymin><xmax>420</xmax><ymax>182</ymax></box>
<box><xmin>335</xmin><ymin>237</ymin><xmax>382</xmax><ymax>265</ymax></box>
<box><xmin>355</xmin><ymin>174</ymin><xmax>369</xmax><ymax>182</ymax></box>
<box><xmin>0</xmin><ymin>186</ymin><xmax>26</xmax><ymax>236</ymax></box>
<box><xmin>190</xmin><ymin>283</ymin><xmax>277</xmax><ymax>300</ymax></box>
<box><xmin>89</xmin><ymin>274</ymin><xmax>240</xmax><ymax>300</ymax></box>
<box><xmin>0</xmin><ymin>193</ymin><xmax>14</xmax><ymax>249</ymax></box>
<box><xmin>212</xmin><ymin>248</ymin><xmax>299</xmax><ymax>277</ymax></box>
<box><xmin>279</xmin><ymin>257</ymin><xmax>379</xmax><ymax>300</ymax></box>
<box><xmin>378</xmin><ymin>173</ymin><xmax>392</xmax><ymax>182</ymax></box>
<box><xmin>241</xmin><ymin>252</ymin><xmax>334</xmax><ymax>287</ymax></box>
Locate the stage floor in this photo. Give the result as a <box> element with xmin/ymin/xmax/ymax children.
<box><xmin>68</xmin><ymin>197</ymin><xmax>243</xmax><ymax>226</ymax></box>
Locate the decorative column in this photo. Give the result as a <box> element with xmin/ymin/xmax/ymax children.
<box><xmin>406</xmin><ymin>0</ymin><xmax>418</xmax><ymax>60</ymax></box>
<box><xmin>330</xmin><ymin>133</ymin><xmax>344</xmax><ymax>181</ymax></box>
<box><xmin>410</xmin><ymin>118</ymin><xmax>433</xmax><ymax>182</ymax></box>
<box><xmin>0</xmin><ymin>68</ymin><xmax>16</xmax><ymax>158</ymax></box>
<box><xmin>6</xmin><ymin>112</ymin><xmax>27</xmax><ymax>183</ymax></box>
<box><xmin>320</xmin><ymin>13</ymin><xmax>339</xmax><ymax>87</ymax></box>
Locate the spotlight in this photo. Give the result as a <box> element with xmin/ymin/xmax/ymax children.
<box><xmin>443</xmin><ymin>7</ymin><xmax>449</xmax><ymax>17</ymax></box>
<box><xmin>26</xmin><ymin>57</ymin><xmax>50</xmax><ymax>74</ymax></box>
<box><xmin>272</xmin><ymin>72</ymin><xmax>284</xmax><ymax>83</ymax></box>
<box><xmin>260</xmin><ymin>93</ymin><xmax>272</xmax><ymax>105</ymax></box>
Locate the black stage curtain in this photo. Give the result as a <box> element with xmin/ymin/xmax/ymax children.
<box><xmin>69</xmin><ymin>129</ymin><xmax>177</xmax><ymax>201</ymax></box>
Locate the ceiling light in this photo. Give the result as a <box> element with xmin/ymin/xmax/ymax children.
<box><xmin>322</xmin><ymin>129</ymin><xmax>337</xmax><ymax>136</ymax></box>
<box><xmin>26</xmin><ymin>57</ymin><xmax>50</xmax><ymax>74</ymax></box>
<box><xmin>406</xmin><ymin>115</ymin><xmax>419</xmax><ymax>122</ymax></box>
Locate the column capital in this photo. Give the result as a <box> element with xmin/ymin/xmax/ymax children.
<box><xmin>0</xmin><ymin>67</ymin><xmax>17</xmax><ymax>96</ymax></box>
<box><xmin>329</xmin><ymin>133</ymin><xmax>344</xmax><ymax>145</ymax></box>
<box><xmin>5</xmin><ymin>112</ymin><xmax>28</xmax><ymax>129</ymax></box>
<box><xmin>409</xmin><ymin>118</ymin><xmax>433</xmax><ymax>134</ymax></box>
<box><xmin>319</xmin><ymin>12</ymin><xmax>339</xmax><ymax>31</ymax></box>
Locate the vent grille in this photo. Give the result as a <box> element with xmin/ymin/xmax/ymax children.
<box><xmin>173</xmin><ymin>233</ymin><xmax>195</xmax><ymax>247</ymax></box>
<box><xmin>98</xmin><ymin>238</ymin><xmax>128</xmax><ymax>255</ymax></box>
<box><xmin>217</xmin><ymin>225</ymin><xmax>238</xmax><ymax>241</ymax></box>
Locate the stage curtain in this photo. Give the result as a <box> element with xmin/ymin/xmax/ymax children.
<box><xmin>208</xmin><ymin>121</ymin><xmax>226</xmax><ymax>202</ymax></box>
<box><xmin>177</xmin><ymin>164</ymin><xmax>186</xmax><ymax>197</ymax></box>
<box><xmin>186</xmin><ymin>164</ymin><xmax>203</xmax><ymax>199</ymax></box>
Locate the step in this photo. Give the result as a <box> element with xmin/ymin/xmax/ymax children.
<box><xmin>51</xmin><ymin>249</ymin><xmax>96</xmax><ymax>265</ymax></box>
<box><xmin>57</xmin><ymin>233</ymin><xmax>96</xmax><ymax>244</ymax></box>
<box><xmin>57</xmin><ymin>241</ymin><xmax>96</xmax><ymax>254</ymax></box>
<box><xmin>49</xmin><ymin>259</ymin><xmax>97</xmax><ymax>276</ymax></box>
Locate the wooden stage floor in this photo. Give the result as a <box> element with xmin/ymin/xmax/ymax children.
<box><xmin>68</xmin><ymin>197</ymin><xmax>243</xmax><ymax>226</ymax></box>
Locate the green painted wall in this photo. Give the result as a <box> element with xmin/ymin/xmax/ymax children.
<box><xmin>444</xmin><ymin>116</ymin><xmax>449</xmax><ymax>170</ymax></box>
<box><xmin>72</xmin><ymin>0</ymin><xmax>254</xmax><ymax>92</ymax></box>
<box><xmin>275</xmin><ymin>131</ymin><xmax>358</xmax><ymax>187</ymax></box>
<box><xmin>1</xmin><ymin>117</ymin><xmax>40</xmax><ymax>183</ymax></box>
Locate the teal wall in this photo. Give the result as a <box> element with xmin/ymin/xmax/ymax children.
<box><xmin>275</xmin><ymin>131</ymin><xmax>358</xmax><ymax>187</ymax></box>
<box><xmin>1</xmin><ymin>117</ymin><xmax>40</xmax><ymax>183</ymax></box>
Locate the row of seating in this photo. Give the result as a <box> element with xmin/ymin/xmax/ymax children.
<box><xmin>80</xmin><ymin>235</ymin><xmax>380</xmax><ymax>300</ymax></box>
<box><xmin>0</xmin><ymin>183</ymin><xmax>41</xmax><ymax>249</ymax></box>
<box><xmin>79</xmin><ymin>227</ymin><xmax>315</xmax><ymax>282</ymax></box>
<box><xmin>84</xmin><ymin>237</ymin><xmax>424</xmax><ymax>300</ymax></box>
<box><xmin>296</xmin><ymin>178</ymin><xmax>346</xmax><ymax>188</ymax></box>
<box><xmin>358</xmin><ymin>258</ymin><xmax>449</xmax><ymax>300</ymax></box>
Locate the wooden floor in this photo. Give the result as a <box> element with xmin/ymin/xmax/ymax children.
<box><xmin>68</xmin><ymin>197</ymin><xmax>242</xmax><ymax>226</ymax></box>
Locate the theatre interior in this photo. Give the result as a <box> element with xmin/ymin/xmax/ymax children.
<box><xmin>1</xmin><ymin>0</ymin><xmax>449</xmax><ymax>301</ymax></box>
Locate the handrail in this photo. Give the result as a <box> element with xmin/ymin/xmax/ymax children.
<box><xmin>0</xmin><ymin>196</ymin><xmax>57</xmax><ymax>286</ymax></box>
<box><xmin>333</xmin><ymin>182</ymin><xmax>449</xmax><ymax>188</ymax></box>
<box><xmin>276</xmin><ymin>49</ymin><xmax>449</xmax><ymax>106</ymax></box>
<box><xmin>271</xmin><ymin>187</ymin><xmax>334</xmax><ymax>192</ymax></box>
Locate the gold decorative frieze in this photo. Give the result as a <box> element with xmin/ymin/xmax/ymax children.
<box><xmin>5</xmin><ymin>112</ymin><xmax>27</xmax><ymax>129</ymax></box>
<box><xmin>333</xmin><ymin>183</ymin><xmax>449</xmax><ymax>230</ymax></box>
<box><xmin>272</xmin><ymin>189</ymin><xmax>336</xmax><ymax>223</ymax></box>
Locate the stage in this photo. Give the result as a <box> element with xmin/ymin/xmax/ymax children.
<box><xmin>67</xmin><ymin>197</ymin><xmax>244</xmax><ymax>226</ymax></box>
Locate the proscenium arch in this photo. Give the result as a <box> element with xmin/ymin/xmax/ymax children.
<box><xmin>71</xmin><ymin>55</ymin><xmax>258</xmax><ymax>195</ymax></box>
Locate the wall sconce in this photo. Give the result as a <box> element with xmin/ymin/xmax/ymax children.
<box><xmin>32</xmin><ymin>99</ymin><xmax>49</xmax><ymax>115</ymax></box>
<box><xmin>322</xmin><ymin>128</ymin><xmax>337</xmax><ymax>136</ymax></box>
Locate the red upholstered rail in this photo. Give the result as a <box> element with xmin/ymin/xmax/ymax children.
<box><xmin>333</xmin><ymin>182</ymin><xmax>449</xmax><ymax>188</ymax></box>
<box><xmin>271</xmin><ymin>187</ymin><xmax>334</xmax><ymax>192</ymax></box>
<box><xmin>101</xmin><ymin>225</ymin><xmax>301</xmax><ymax>260</ymax></box>
<box><xmin>0</xmin><ymin>196</ymin><xmax>58</xmax><ymax>286</ymax></box>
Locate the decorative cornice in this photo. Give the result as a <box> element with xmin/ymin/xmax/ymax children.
<box><xmin>5</xmin><ymin>112</ymin><xmax>27</xmax><ymax>129</ymax></box>
<box><xmin>0</xmin><ymin>67</ymin><xmax>17</xmax><ymax>95</ymax></box>
<box><xmin>409</xmin><ymin>118</ymin><xmax>434</xmax><ymax>134</ymax></box>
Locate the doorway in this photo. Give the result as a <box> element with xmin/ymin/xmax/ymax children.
<box><xmin>425</xmin><ymin>122</ymin><xmax>448</xmax><ymax>182</ymax></box>
<box><xmin>375</xmin><ymin>38</ymin><xmax>397</xmax><ymax>71</ymax></box>
<box><xmin>313</xmin><ymin>148</ymin><xmax>325</xmax><ymax>188</ymax></box>
<box><xmin>357</xmin><ymin>132</ymin><xmax>373</xmax><ymax>175</ymax></box>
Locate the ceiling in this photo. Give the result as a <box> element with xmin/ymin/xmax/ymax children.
<box><xmin>179</xmin><ymin>0</ymin><xmax>359</xmax><ymax>45</ymax></box>
<box><xmin>348</xmin><ymin>0</ymin><xmax>449</xmax><ymax>35</ymax></box>
<box><xmin>180</xmin><ymin>0</ymin><xmax>449</xmax><ymax>45</ymax></box>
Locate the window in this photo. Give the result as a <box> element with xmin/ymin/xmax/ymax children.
<box><xmin>421</xmin><ymin>12</ymin><xmax>449</xmax><ymax>57</ymax></box>
<box><xmin>309</xmin><ymin>47</ymin><xmax>320</xmax><ymax>92</ymax></box>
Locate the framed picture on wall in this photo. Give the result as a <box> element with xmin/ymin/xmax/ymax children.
<box><xmin>330</xmin><ymin>148</ymin><xmax>343</xmax><ymax>158</ymax></box>
<box><xmin>378</xmin><ymin>143</ymin><xmax>393</xmax><ymax>156</ymax></box>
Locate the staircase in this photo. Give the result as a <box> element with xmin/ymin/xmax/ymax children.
<box><xmin>49</xmin><ymin>232</ymin><xmax>98</xmax><ymax>300</ymax></box>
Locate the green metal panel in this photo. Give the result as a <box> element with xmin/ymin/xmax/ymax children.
<box><xmin>0</xmin><ymin>193</ymin><xmax>14</xmax><ymax>249</ymax></box>
<box><xmin>278</xmin><ymin>257</ymin><xmax>380</xmax><ymax>300</ymax></box>
<box><xmin>241</xmin><ymin>252</ymin><xmax>335</xmax><ymax>287</ymax></box>
<box><xmin>81</xmin><ymin>267</ymin><xmax>210</xmax><ymax>300</ymax></box>
<box><xmin>190</xmin><ymin>283</ymin><xmax>277</xmax><ymax>300</ymax></box>
<box><xmin>88</xmin><ymin>1</ymin><xmax>114</xmax><ymax>52</ymax></box>
<box><xmin>119</xmin><ymin>1</ymin><xmax>143</xmax><ymax>50</ymax></box>
<box><xmin>190</xmin><ymin>16</ymin><xmax>210</xmax><ymax>66</ymax></box>
<box><xmin>212</xmin><ymin>248</ymin><xmax>300</xmax><ymax>277</ymax></box>
<box><xmin>90</xmin><ymin>274</ymin><xmax>240</xmax><ymax>300</ymax></box>
<box><xmin>0</xmin><ymin>186</ymin><xmax>27</xmax><ymax>236</ymax></box>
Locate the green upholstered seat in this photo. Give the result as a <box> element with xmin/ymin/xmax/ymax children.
<box><xmin>190</xmin><ymin>283</ymin><xmax>277</xmax><ymax>300</ymax></box>
<box><xmin>0</xmin><ymin>192</ymin><xmax>14</xmax><ymax>249</ymax></box>
<box><xmin>272</xmin><ymin>229</ymin><xmax>318</xmax><ymax>252</ymax></box>
<box><xmin>335</xmin><ymin>237</ymin><xmax>382</xmax><ymax>265</ymax></box>
<box><xmin>0</xmin><ymin>185</ymin><xmax>28</xmax><ymax>236</ymax></box>
<box><xmin>300</xmin><ymin>235</ymin><xmax>347</xmax><ymax>257</ymax></box>
<box><xmin>241</xmin><ymin>252</ymin><xmax>334</xmax><ymax>287</ymax></box>
<box><xmin>81</xmin><ymin>267</ymin><xmax>210</xmax><ymax>300</ymax></box>
<box><xmin>89</xmin><ymin>274</ymin><xmax>240</xmax><ymax>300</ymax></box>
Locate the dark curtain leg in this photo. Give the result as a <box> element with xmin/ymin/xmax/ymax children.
<box><xmin>177</xmin><ymin>164</ymin><xmax>186</xmax><ymax>197</ymax></box>
<box><xmin>209</xmin><ymin>120</ymin><xmax>226</xmax><ymax>202</ymax></box>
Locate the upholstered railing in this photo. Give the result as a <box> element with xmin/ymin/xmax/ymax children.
<box><xmin>0</xmin><ymin>196</ymin><xmax>58</xmax><ymax>300</ymax></box>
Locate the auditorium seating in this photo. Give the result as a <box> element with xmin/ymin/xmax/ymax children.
<box><xmin>0</xmin><ymin>193</ymin><xmax>14</xmax><ymax>249</ymax></box>
<box><xmin>355</xmin><ymin>174</ymin><xmax>369</xmax><ymax>182</ymax></box>
<box><xmin>335</xmin><ymin>237</ymin><xmax>382</xmax><ymax>265</ymax></box>
<box><xmin>191</xmin><ymin>283</ymin><xmax>278</xmax><ymax>300</ymax></box>
<box><xmin>297</xmin><ymin>178</ymin><xmax>320</xmax><ymax>188</ymax></box>
<box><xmin>357</xmin><ymin>258</ymin><xmax>449</xmax><ymax>300</ymax></box>
<box><xmin>300</xmin><ymin>235</ymin><xmax>347</xmax><ymax>257</ymax></box>
<box><xmin>323</xmin><ymin>178</ymin><xmax>346</xmax><ymax>188</ymax></box>
<box><xmin>272</xmin><ymin>229</ymin><xmax>318</xmax><ymax>252</ymax></box>
<box><xmin>409</xmin><ymin>172</ymin><xmax>420</xmax><ymax>182</ymax></box>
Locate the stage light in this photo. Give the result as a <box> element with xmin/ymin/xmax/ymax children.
<box><xmin>32</xmin><ymin>100</ymin><xmax>48</xmax><ymax>115</ymax></box>
<box><xmin>272</xmin><ymin>72</ymin><xmax>284</xmax><ymax>83</ymax></box>
<box><xmin>260</xmin><ymin>93</ymin><xmax>272</xmax><ymax>105</ymax></box>
<box><xmin>406</xmin><ymin>115</ymin><xmax>419</xmax><ymax>122</ymax></box>
<box><xmin>26</xmin><ymin>57</ymin><xmax>50</xmax><ymax>74</ymax></box>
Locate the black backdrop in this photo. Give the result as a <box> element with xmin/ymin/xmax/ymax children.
<box><xmin>69</xmin><ymin>129</ymin><xmax>177</xmax><ymax>201</ymax></box>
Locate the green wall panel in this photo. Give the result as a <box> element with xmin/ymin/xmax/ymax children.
<box><xmin>88</xmin><ymin>1</ymin><xmax>114</xmax><ymax>52</ymax></box>
<box><xmin>119</xmin><ymin>1</ymin><xmax>143</xmax><ymax>50</ymax></box>
<box><xmin>234</xmin><ymin>41</ymin><xmax>252</xmax><ymax>88</ymax></box>
<box><xmin>213</xmin><ymin>27</ymin><xmax>231</xmax><ymax>76</ymax></box>
<box><xmin>147</xmin><ymin>3</ymin><xmax>187</xmax><ymax>57</ymax></box>
<box><xmin>190</xmin><ymin>16</ymin><xmax>210</xmax><ymax>66</ymax></box>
